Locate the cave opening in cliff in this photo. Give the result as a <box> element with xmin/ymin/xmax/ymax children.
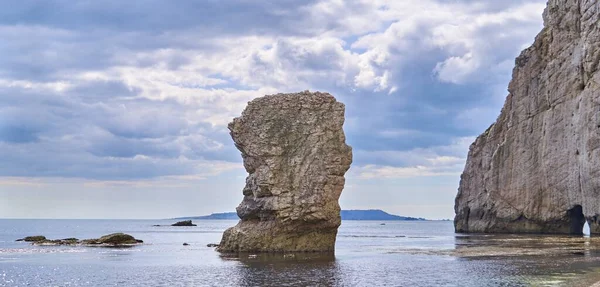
<box><xmin>568</xmin><ymin>205</ymin><xmax>586</xmax><ymax>235</ymax></box>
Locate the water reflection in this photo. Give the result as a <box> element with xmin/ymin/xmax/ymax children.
<box><xmin>221</xmin><ymin>253</ymin><xmax>341</xmax><ymax>286</ymax></box>
<box><xmin>452</xmin><ymin>234</ymin><xmax>600</xmax><ymax>258</ymax></box>
<box><xmin>7</xmin><ymin>220</ymin><xmax>600</xmax><ymax>286</ymax></box>
<box><xmin>451</xmin><ymin>234</ymin><xmax>600</xmax><ymax>286</ymax></box>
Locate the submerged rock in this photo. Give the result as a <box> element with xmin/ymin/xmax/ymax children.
<box><xmin>61</xmin><ymin>237</ymin><xmax>78</xmax><ymax>242</ymax></box>
<box><xmin>171</xmin><ymin>220</ymin><xmax>197</xmax><ymax>226</ymax></box>
<box><xmin>455</xmin><ymin>0</ymin><xmax>600</xmax><ymax>235</ymax></box>
<box><xmin>16</xmin><ymin>233</ymin><xmax>143</xmax><ymax>247</ymax></box>
<box><xmin>217</xmin><ymin>91</ymin><xmax>352</xmax><ymax>253</ymax></box>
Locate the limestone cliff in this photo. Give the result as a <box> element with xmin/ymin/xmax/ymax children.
<box><xmin>217</xmin><ymin>91</ymin><xmax>352</xmax><ymax>252</ymax></box>
<box><xmin>455</xmin><ymin>0</ymin><xmax>600</xmax><ymax>235</ymax></box>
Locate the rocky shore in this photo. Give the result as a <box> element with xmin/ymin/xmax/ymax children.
<box><xmin>455</xmin><ymin>0</ymin><xmax>600</xmax><ymax>235</ymax></box>
<box><xmin>16</xmin><ymin>233</ymin><xmax>143</xmax><ymax>247</ymax></box>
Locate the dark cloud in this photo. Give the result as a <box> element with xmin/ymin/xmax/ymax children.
<box><xmin>445</xmin><ymin>0</ymin><xmax>542</xmax><ymax>11</ymax></box>
<box><xmin>0</xmin><ymin>126</ymin><xmax>39</xmax><ymax>143</ymax></box>
<box><xmin>68</xmin><ymin>81</ymin><xmax>140</xmax><ymax>102</ymax></box>
<box><xmin>0</xmin><ymin>79</ymin><xmax>241</xmax><ymax>179</ymax></box>
<box><xmin>0</xmin><ymin>0</ymin><xmax>322</xmax><ymax>36</ymax></box>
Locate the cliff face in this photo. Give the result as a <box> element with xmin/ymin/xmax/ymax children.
<box><xmin>455</xmin><ymin>0</ymin><xmax>600</xmax><ymax>235</ymax></box>
<box><xmin>217</xmin><ymin>91</ymin><xmax>352</xmax><ymax>252</ymax></box>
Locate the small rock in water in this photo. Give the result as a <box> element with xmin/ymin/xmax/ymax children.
<box><xmin>97</xmin><ymin>233</ymin><xmax>141</xmax><ymax>245</ymax></box>
<box><xmin>380</xmin><ymin>223</ymin><xmax>386</xmax><ymax>225</ymax></box>
<box><xmin>16</xmin><ymin>235</ymin><xmax>47</xmax><ymax>242</ymax></box>
<box><xmin>207</xmin><ymin>243</ymin><xmax>219</xmax><ymax>248</ymax></box>
<box><xmin>171</xmin><ymin>220</ymin><xmax>197</xmax><ymax>226</ymax></box>
<box><xmin>183</xmin><ymin>243</ymin><xmax>190</xmax><ymax>246</ymax></box>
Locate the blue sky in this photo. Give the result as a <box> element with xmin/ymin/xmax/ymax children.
<box><xmin>0</xmin><ymin>0</ymin><xmax>547</xmax><ymax>219</ymax></box>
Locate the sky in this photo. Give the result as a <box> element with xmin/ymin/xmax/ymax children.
<box><xmin>0</xmin><ymin>0</ymin><xmax>548</xmax><ymax>219</ymax></box>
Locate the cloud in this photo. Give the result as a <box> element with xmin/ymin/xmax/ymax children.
<box><xmin>355</xmin><ymin>164</ymin><xmax>462</xmax><ymax>179</ymax></box>
<box><xmin>351</xmin><ymin>136</ymin><xmax>473</xmax><ymax>178</ymax></box>
<box><xmin>0</xmin><ymin>80</ymin><xmax>245</xmax><ymax>179</ymax></box>
<box><xmin>431</xmin><ymin>2</ymin><xmax>546</xmax><ymax>84</ymax></box>
<box><xmin>0</xmin><ymin>0</ymin><xmax>547</xmax><ymax>183</ymax></box>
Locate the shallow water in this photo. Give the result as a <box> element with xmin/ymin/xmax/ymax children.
<box><xmin>1</xmin><ymin>219</ymin><xmax>600</xmax><ymax>286</ymax></box>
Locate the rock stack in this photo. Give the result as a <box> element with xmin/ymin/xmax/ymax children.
<box><xmin>217</xmin><ymin>91</ymin><xmax>352</xmax><ymax>252</ymax></box>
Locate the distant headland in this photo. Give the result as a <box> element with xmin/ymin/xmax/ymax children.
<box><xmin>172</xmin><ymin>209</ymin><xmax>427</xmax><ymax>221</ymax></box>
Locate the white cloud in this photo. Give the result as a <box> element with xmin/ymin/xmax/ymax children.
<box><xmin>352</xmin><ymin>137</ymin><xmax>473</xmax><ymax>179</ymax></box>
<box><xmin>356</xmin><ymin>164</ymin><xmax>461</xmax><ymax>179</ymax></box>
<box><xmin>434</xmin><ymin>53</ymin><xmax>480</xmax><ymax>84</ymax></box>
<box><xmin>430</xmin><ymin>2</ymin><xmax>546</xmax><ymax>83</ymax></box>
<box><xmin>0</xmin><ymin>79</ymin><xmax>72</xmax><ymax>92</ymax></box>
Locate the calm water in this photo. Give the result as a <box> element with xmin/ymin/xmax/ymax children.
<box><xmin>1</xmin><ymin>220</ymin><xmax>600</xmax><ymax>286</ymax></box>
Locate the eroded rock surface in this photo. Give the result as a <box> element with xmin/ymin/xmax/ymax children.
<box><xmin>16</xmin><ymin>233</ymin><xmax>143</xmax><ymax>247</ymax></box>
<box><xmin>455</xmin><ymin>0</ymin><xmax>600</xmax><ymax>235</ymax></box>
<box><xmin>217</xmin><ymin>91</ymin><xmax>352</xmax><ymax>252</ymax></box>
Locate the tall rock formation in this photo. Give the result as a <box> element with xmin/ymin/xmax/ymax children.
<box><xmin>217</xmin><ymin>91</ymin><xmax>352</xmax><ymax>252</ymax></box>
<box><xmin>455</xmin><ymin>0</ymin><xmax>600</xmax><ymax>235</ymax></box>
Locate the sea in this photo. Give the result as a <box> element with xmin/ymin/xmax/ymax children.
<box><xmin>1</xmin><ymin>219</ymin><xmax>600</xmax><ymax>287</ymax></box>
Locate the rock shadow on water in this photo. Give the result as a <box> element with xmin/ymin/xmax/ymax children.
<box><xmin>219</xmin><ymin>252</ymin><xmax>336</xmax><ymax>264</ymax></box>
<box><xmin>219</xmin><ymin>253</ymin><xmax>342</xmax><ymax>287</ymax></box>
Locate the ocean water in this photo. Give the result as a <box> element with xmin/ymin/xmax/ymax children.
<box><xmin>1</xmin><ymin>220</ymin><xmax>600</xmax><ymax>286</ymax></box>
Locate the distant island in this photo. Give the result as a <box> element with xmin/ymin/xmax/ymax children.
<box><xmin>340</xmin><ymin>210</ymin><xmax>426</xmax><ymax>221</ymax></box>
<box><xmin>173</xmin><ymin>209</ymin><xmax>427</xmax><ymax>221</ymax></box>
